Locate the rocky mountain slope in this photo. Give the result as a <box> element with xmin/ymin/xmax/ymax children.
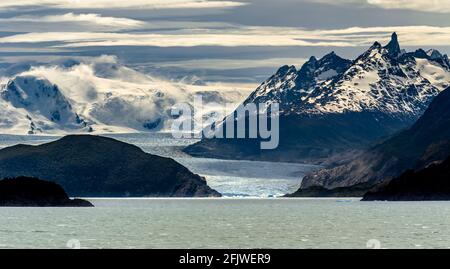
<box><xmin>362</xmin><ymin>156</ymin><xmax>450</xmax><ymax>201</ymax></box>
<box><xmin>291</xmin><ymin>86</ymin><xmax>450</xmax><ymax>197</ymax></box>
<box><xmin>0</xmin><ymin>135</ymin><xmax>221</xmax><ymax>197</ymax></box>
<box><xmin>185</xmin><ymin>33</ymin><xmax>450</xmax><ymax>163</ymax></box>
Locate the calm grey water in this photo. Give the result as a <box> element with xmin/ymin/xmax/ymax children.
<box><xmin>1</xmin><ymin>134</ymin><xmax>450</xmax><ymax>249</ymax></box>
<box><xmin>1</xmin><ymin>198</ymin><xmax>450</xmax><ymax>249</ymax></box>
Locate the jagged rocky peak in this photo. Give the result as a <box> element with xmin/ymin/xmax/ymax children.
<box><xmin>304</xmin><ymin>55</ymin><xmax>318</xmax><ymax>67</ymax></box>
<box><xmin>298</xmin><ymin>52</ymin><xmax>351</xmax><ymax>78</ymax></box>
<box><xmin>413</xmin><ymin>48</ymin><xmax>429</xmax><ymax>58</ymax></box>
<box><xmin>246</xmin><ymin>32</ymin><xmax>450</xmax><ymax>117</ymax></box>
<box><xmin>291</xmin><ymin>52</ymin><xmax>351</xmax><ymax>91</ymax></box>
<box><xmin>247</xmin><ymin>51</ymin><xmax>352</xmax><ymax>106</ymax></box>
<box><xmin>364</xmin><ymin>41</ymin><xmax>383</xmax><ymax>55</ymax></box>
<box><xmin>295</xmin><ymin>56</ymin><xmax>318</xmax><ymax>86</ymax></box>
<box><xmin>320</xmin><ymin>51</ymin><xmax>345</xmax><ymax>63</ymax></box>
<box><xmin>370</xmin><ymin>41</ymin><xmax>382</xmax><ymax>50</ymax></box>
<box><xmin>384</xmin><ymin>32</ymin><xmax>401</xmax><ymax>58</ymax></box>
<box><xmin>316</xmin><ymin>52</ymin><xmax>352</xmax><ymax>77</ymax></box>
<box><xmin>356</xmin><ymin>33</ymin><xmax>401</xmax><ymax>62</ymax></box>
<box><xmin>427</xmin><ymin>49</ymin><xmax>443</xmax><ymax>59</ymax></box>
<box><xmin>354</xmin><ymin>41</ymin><xmax>385</xmax><ymax>65</ymax></box>
<box><xmin>425</xmin><ymin>49</ymin><xmax>450</xmax><ymax>70</ymax></box>
<box><xmin>276</xmin><ymin>65</ymin><xmax>297</xmax><ymax>76</ymax></box>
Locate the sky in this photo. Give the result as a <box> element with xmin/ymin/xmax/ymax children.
<box><xmin>0</xmin><ymin>0</ymin><xmax>449</xmax><ymax>86</ymax></box>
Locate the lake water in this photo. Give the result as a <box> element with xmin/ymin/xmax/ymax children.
<box><xmin>1</xmin><ymin>134</ymin><xmax>450</xmax><ymax>249</ymax></box>
<box><xmin>1</xmin><ymin>198</ymin><xmax>450</xmax><ymax>249</ymax></box>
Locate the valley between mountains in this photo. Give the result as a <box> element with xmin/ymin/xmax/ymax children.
<box><xmin>1</xmin><ymin>33</ymin><xmax>449</xmax><ymax>199</ymax></box>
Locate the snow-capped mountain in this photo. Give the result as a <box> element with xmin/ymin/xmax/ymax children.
<box><xmin>246</xmin><ymin>51</ymin><xmax>352</xmax><ymax>112</ymax></box>
<box><xmin>246</xmin><ymin>32</ymin><xmax>449</xmax><ymax>117</ymax></box>
<box><xmin>185</xmin><ymin>33</ymin><xmax>450</xmax><ymax>163</ymax></box>
<box><xmin>0</xmin><ymin>76</ymin><xmax>91</xmax><ymax>134</ymax></box>
<box><xmin>0</xmin><ymin>57</ymin><xmax>249</xmax><ymax>135</ymax></box>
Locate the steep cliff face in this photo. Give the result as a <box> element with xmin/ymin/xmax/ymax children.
<box><xmin>185</xmin><ymin>33</ymin><xmax>450</xmax><ymax>163</ymax></box>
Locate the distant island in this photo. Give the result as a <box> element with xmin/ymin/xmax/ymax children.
<box><xmin>0</xmin><ymin>177</ymin><xmax>93</xmax><ymax>207</ymax></box>
<box><xmin>0</xmin><ymin>135</ymin><xmax>221</xmax><ymax>197</ymax></box>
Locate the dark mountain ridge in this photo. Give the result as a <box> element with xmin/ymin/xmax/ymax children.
<box><xmin>362</xmin><ymin>156</ymin><xmax>450</xmax><ymax>201</ymax></box>
<box><xmin>291</xmin><ymin>86</ymin><xmax>450</xmax><ymax>196</ymax></box>
<box><xmin>0</xmin><ymin>135</ymin><xmax>221</xmax><ymax>197</ymax></box>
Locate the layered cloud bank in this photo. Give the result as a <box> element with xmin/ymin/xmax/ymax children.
<box><xmin>0</xmin><ymin>13</ymin><xmax>145</xmax><ymax>30</ymax></box>
<box><xmin>0</xmin><ymin>0</ymin><xmax>448</xmax><ymax>87</ymax></box>
<box><xmin>367</xmin><ymin>0</ymin><xmax>450</xmax><ymax>13</ymax></box>
<box><xmin>1</xmin><ymin>25</ymin><xmax>449</xmax><ymax>48</ymax></box>
<box><xmin>0</xmin><ymin>0</ymin><xmax>247</xmax><ymax>10</ymax></box>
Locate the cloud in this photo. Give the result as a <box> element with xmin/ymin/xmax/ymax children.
<box><xmin>0</xmin><ymin>16</ymin><xmax>237</xmax><ymax>33</ymax></box>
<box><xmin>367</xmin><ymin>0</ymin><xmax>450</xmax><ymax>13</ymax></box>
<box><xmin>0</xmin><ymin>13</ymin><xmax>145</xmax><ymax>30</ymax></box>
<box><xmin>0</xmin><ymin>26</ymin><xmax>449</xmax><ymax>48</ymax></box>
<box><xmin>1</xmin><ymin>56</ymin><xmax>252</xmax><ymax>132</ymax></box>
<box><xmin>0</xmin><ymin>0</ymin><xmax>247</xmax><ymax>10</ymax></box>
<box><xmin>0</xmin><ymin>31</ymin><xmax>351</xmax><ymax>47</ymax></box>
<box><xmin>153</xmin><ymin>58</ymin><xmax>308</xmax><ymax>70</ymax></box>
<box><xmin>312</xmin><ymin>0</ymin><xmax>450</xmax><ymax>13</ymax></box>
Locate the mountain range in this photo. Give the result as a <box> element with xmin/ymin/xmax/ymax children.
<box><xmin>0</xmin><ymin>58</ymin><xmax>246</xmax><ymax>135</ymax></box>
<box><xmin>290</xmin><ymin>85</ymin><xmax>450</xmax><ymax>196</ymax></box>
<box><xmin>185</xmin><ymin>33</ymin><xmax>450</xmax><ymax>163</ymax></box>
